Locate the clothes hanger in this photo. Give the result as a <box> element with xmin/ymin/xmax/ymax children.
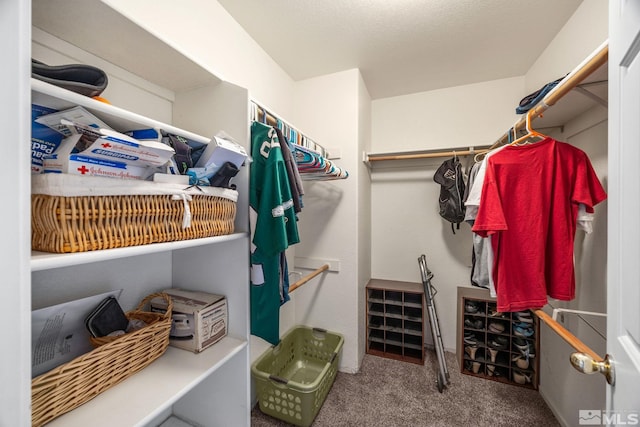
<box><xmin>510</xmin><ymin>109</ymin><xmax>548</xmax><ymax>146</ymax></box>
<box><xmin>473</xmin><ymin>124</ymin><xmax>516</xmax><ymax>163</ymax></box>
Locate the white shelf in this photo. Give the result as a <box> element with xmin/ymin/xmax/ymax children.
<box><xmin>31</xmin><ymin>232</ymin><xmax>247</xmax><ymax>271</ymax></box>
<box><xmin>46</xmin><ymin>336</ymin><xmax>248</xmax><ymax>427</ymax></box>
<box><xmin>31</xmin><ymin>79</ymin><xmax>210</xmax><ymax>143</ymax></box>
<box><xmin>26</xmin><ymin>2</ymin><xmax>252</xmax><ymax>425</ymax></box>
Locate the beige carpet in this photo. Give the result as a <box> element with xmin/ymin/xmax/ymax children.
<box><xmin>251</xmin><ymin>351</ymin><xmax>559</xmax><ymax>427</ymax></box>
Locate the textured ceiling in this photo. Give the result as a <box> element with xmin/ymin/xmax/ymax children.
<box><xmin>216</xmin><ymin>0</ymin><xmax>583</xmax><ymax>99</ymax></box>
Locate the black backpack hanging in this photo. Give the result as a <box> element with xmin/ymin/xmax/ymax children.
<box><xmin>433</xmin><ymin>155</ymin><xmax>467</xmax><ymax>233</ymax></box>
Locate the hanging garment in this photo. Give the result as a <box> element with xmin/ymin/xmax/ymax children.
<box><xmin>293</xmin><ymin>144</ymin><xmax>349</xmax><ymax>180</ymax></box>
<box><xmin>274</xmin><ymin>127</ymin><xmax>304</xmax><ymax>214</ymax></box>
<box><xmin>279</xmin><ymin>252</ymin><xmax>291</xmax><ymax>304</ymax></box>
<box><xmin>465</xmin><ymin>143</ymin><xmax>594</xmax><ymax>300</ymax></box>
<box><xmin>463</xmin><ymin>162</ymin><xmax>491</xmax><ymax>292</ymax></box>
<box><xmin>433</xmin><ymin>155</ymin><xmax>467</xmax><ymax>233</ymax></box>
<box><xmin>472</xmin><ymin>138</ymin><xmax>606</xmax><ymax>312</ymax></box>
<box><xmin>465</xmin><ymin>147</ymin><xmax>508</xmax><ymax>297</ymax></box>
<box><xmin>249</xmin><ymin>122</ymin><xmax>300</xmax><ymax>345</ymax></box>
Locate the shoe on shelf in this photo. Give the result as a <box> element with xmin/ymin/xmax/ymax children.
<box><xmin>464</xmin><ymin>318</ymin><xmax>484</xmax><ymax>330</ymax></box>
<box><xmin>487</xmin><ymin>335</ymin><xmax>508</xmax><ymax>350</ymax></box>
<box><xmin>512</xmin><ymin>370</ymin><xmax>532</xmax><ymax>385</ymax></box>
<box><xmin>464</xmin><ymin>332</ymin><xmax>477</xmax><ymax>345</ymax></box>
<box><xmin>487</xmin><ymin>364</ymin><xmax>497</xmax><ymax>377</ymax></box>
<box><xmin>512</xmin><ymin>354</ymin><xmax>530</xmax><ymax>370</ymax></box>
<box><xmin>514</xmin><ymin>311</ymin><xmax>534</xmax><ymax>324</ymax></box>
<box><xmin>513</xmin><ymin>324</ymin><xmax>534</xmax><ymax>338</ymax></box>
<box><xmin>513</xmin><ymin>337</ymin><xmax>535</xmax><ymax>359</ymax></box>
<box><xmin>488</xmin><ymin>306</ymin><xmax>507</xmax><ymax>318</ymax></box>
<box><xmin>488</xmin><ymin>322</ymin><xmax>505</xmax><ymax>333</ymax></box>
<box><xmin>513</xmin><ymin>321</ymin><xmax>533</xmax><ymax>329</ymax></box>
<box><xmin>464</xmin><ymin>360</ymin><xmax>473</xmax><ymax>372</ymax></box>
<box><xmin>465</xmin><ymin>345</ymin><xmax>479</xmax><ymax>360</ymax></box>
<box><xmin>465</xmin><ymin>301</ymin><xmax>480</xmax><ymax>314</ymax></box>
<box><xmin>487</xmin><ymin>348</ymin><xmax>499</xmax><ymax>363</ymax></box>
<box><xmin>465</xmin><ymin>360</ymin><xmax>482</xmax><ymax>374</ymax></box>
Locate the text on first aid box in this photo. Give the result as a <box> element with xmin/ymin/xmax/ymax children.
<box><xmin>43</xmin><ymin>134</ymin><xmax>150</xmax><ymax>180</ymax></box>
<box><xmin>61</xmin><ymin>119</ymin><xmax>175</xmax><ymax>167</ymax></box>
<box><xmin>150</xmin><ymin>289</ymin><xmax>227</xmax><ymax>353</ymax></box>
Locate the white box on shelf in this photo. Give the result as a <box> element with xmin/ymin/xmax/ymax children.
<box><xmin>195</xmin><ymin>133</ymin><xmax>247</xmax><ymax>174</ymax></box>
<box><xmin>151</xmin><ymin>289</ymin><xmax>228</xmax><ymax>353</ymax></box>
<box><xmin>43</xmin><ymin>134</ymin><xmax>151</xmax><ymax>180</ymax></box>
<box><xmin>60</xmin><ymin>119</ymin><xmax>175</xmax><ymax>167</ymax></box>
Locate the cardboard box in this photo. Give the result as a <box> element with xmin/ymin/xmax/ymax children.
<box><xmin>59</xmin><ymin>119</ymin><xmax>175</xmax><ymax>167</ymax></box>
<box><xmin>151</xmin><ymin>289</ymin><xmax>227</xmax><ymax>353</ymax></box>
<box><xmin>43</xmin><ymin>134</ymin><xmax>151</xmax><ymax>180</ymax></box>
<box><xmin>195</xmin><ymin>133</ymin><xmax>247</xmax><ymax>174</ymax></box>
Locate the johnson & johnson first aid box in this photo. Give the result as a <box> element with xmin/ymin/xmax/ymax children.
<box><xmin>43</xmin><ymin>134</ymin><xmax>151</xmax><ymax>180</ymax></box>
<box><xmin>150</xmin><ymin>289</ymin><xmax>227</xmax><ymax>353</ymax></box>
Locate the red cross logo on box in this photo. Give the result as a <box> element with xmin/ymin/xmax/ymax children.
<box><xmin>77</xmin><ymin>165</ymin><xmax>90</xmax><ymax>174</ymax></box>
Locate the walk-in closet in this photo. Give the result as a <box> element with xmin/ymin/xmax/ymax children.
<box><xmin>3</xmin><ymin>1</ymin><xmax>639</xmax><ymax>426</ymax></box>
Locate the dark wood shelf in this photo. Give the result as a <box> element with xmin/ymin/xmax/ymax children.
<box><xmin>366</xmin><ymin>279</ymin><xmax>425</xmax><ymax>365</ymax></box>
<box><xmin>457</xmin><ymin>286</ymin><xmax>540</xmax><ymax>389</ymax></box>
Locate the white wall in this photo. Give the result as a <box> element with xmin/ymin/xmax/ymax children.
<box><xmin>289</xmin><ymin>69</ymin><xmax>367</xmax><ymax>372</ymax></box>
<box><xmin>525</xmin><ymin>0</ymin><xmax>608</xmax><ymax>92</ymax></box>
<box><xmin>357</xmin><ymin>73</ymin><xmax>373</xmax><ymax>365</ymax></box>
<box><xmin>372</xmin><ymin>76</ymin><xmax>524</xmax><ymax>153</ymax></box>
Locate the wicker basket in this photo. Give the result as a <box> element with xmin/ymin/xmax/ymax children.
<box><xmin>31</xmin><ymin>292</ymin><xmax>173</xmax><ymax>427</ymax></box>
<box><xmin>31</xmin><ymin>174</ymin><xmax>238</xmax><ymax>253</ymax></box>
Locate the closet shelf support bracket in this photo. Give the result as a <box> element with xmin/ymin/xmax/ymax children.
<box><xmin>551</xmin><ymin>308</ymin><xmax>607</xmax><ymax>322</ymax></box>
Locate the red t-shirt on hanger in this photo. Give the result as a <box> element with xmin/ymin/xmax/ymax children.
<box><xmin>472</xmin><ymin>138</ymin><xmax>607</xmax><ymax>312</ymax></box>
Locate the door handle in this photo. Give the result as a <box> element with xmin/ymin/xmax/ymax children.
<box><xmin>570</xmin><ymin>352</ymin><xmax>615</xmax><ymax>385</ymax></box>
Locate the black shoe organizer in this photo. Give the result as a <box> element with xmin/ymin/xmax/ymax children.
<box><xmin>457</xmin><ymin>286</ymin><xmax>539</xmax><ymax>389</ymax></box>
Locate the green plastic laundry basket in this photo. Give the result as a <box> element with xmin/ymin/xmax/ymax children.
<box><xmin>252</xmin><ymin>326</ymin><xmax>344</xmax><ymax>427</ymax></box>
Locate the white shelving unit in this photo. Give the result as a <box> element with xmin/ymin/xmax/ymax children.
<box><xmin>3</xmin><ymin>0</ymin><xmax>253</xmax><ymax>425</ymax></box>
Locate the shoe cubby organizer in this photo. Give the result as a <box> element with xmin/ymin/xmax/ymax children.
<box><xmin>366</xmin><ymin>279</ymin><xmax>425</xmax><ymax>364</ymax></box>
<box><xmin>456</xmin><ymin>286</ymin><xmax>539</xmax><ymax>389</ymax></box>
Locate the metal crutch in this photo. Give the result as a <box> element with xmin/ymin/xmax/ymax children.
<box><xmin>418</xmin><ymin>254</ymin><xmax>450</xmax><ymax>392</ymax></box>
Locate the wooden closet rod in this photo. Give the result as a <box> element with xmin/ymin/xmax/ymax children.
<box><xmin>369</xmin><ymin>149</ymin><xmax>473</xmax><ymax>162</ymax></box>
<box><xmin>289</xmin><ymin>264</ymin><xmax>330</xmax><ymax>293</ymax></box>
<box><xmin>366</xmin><ymin>145</ymin><xmax>493</xmax><ymax>162</ymax></box>
<box><xmin>533</xmin><ymin>309</ymin><xmax>603</xmax><ymax>361</ymax></box>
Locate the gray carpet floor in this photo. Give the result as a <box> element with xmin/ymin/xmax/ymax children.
<box><xmin>251</xmin><ymin>351</ymin><xmax>559</xmax><ymax>427</ymax></box>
